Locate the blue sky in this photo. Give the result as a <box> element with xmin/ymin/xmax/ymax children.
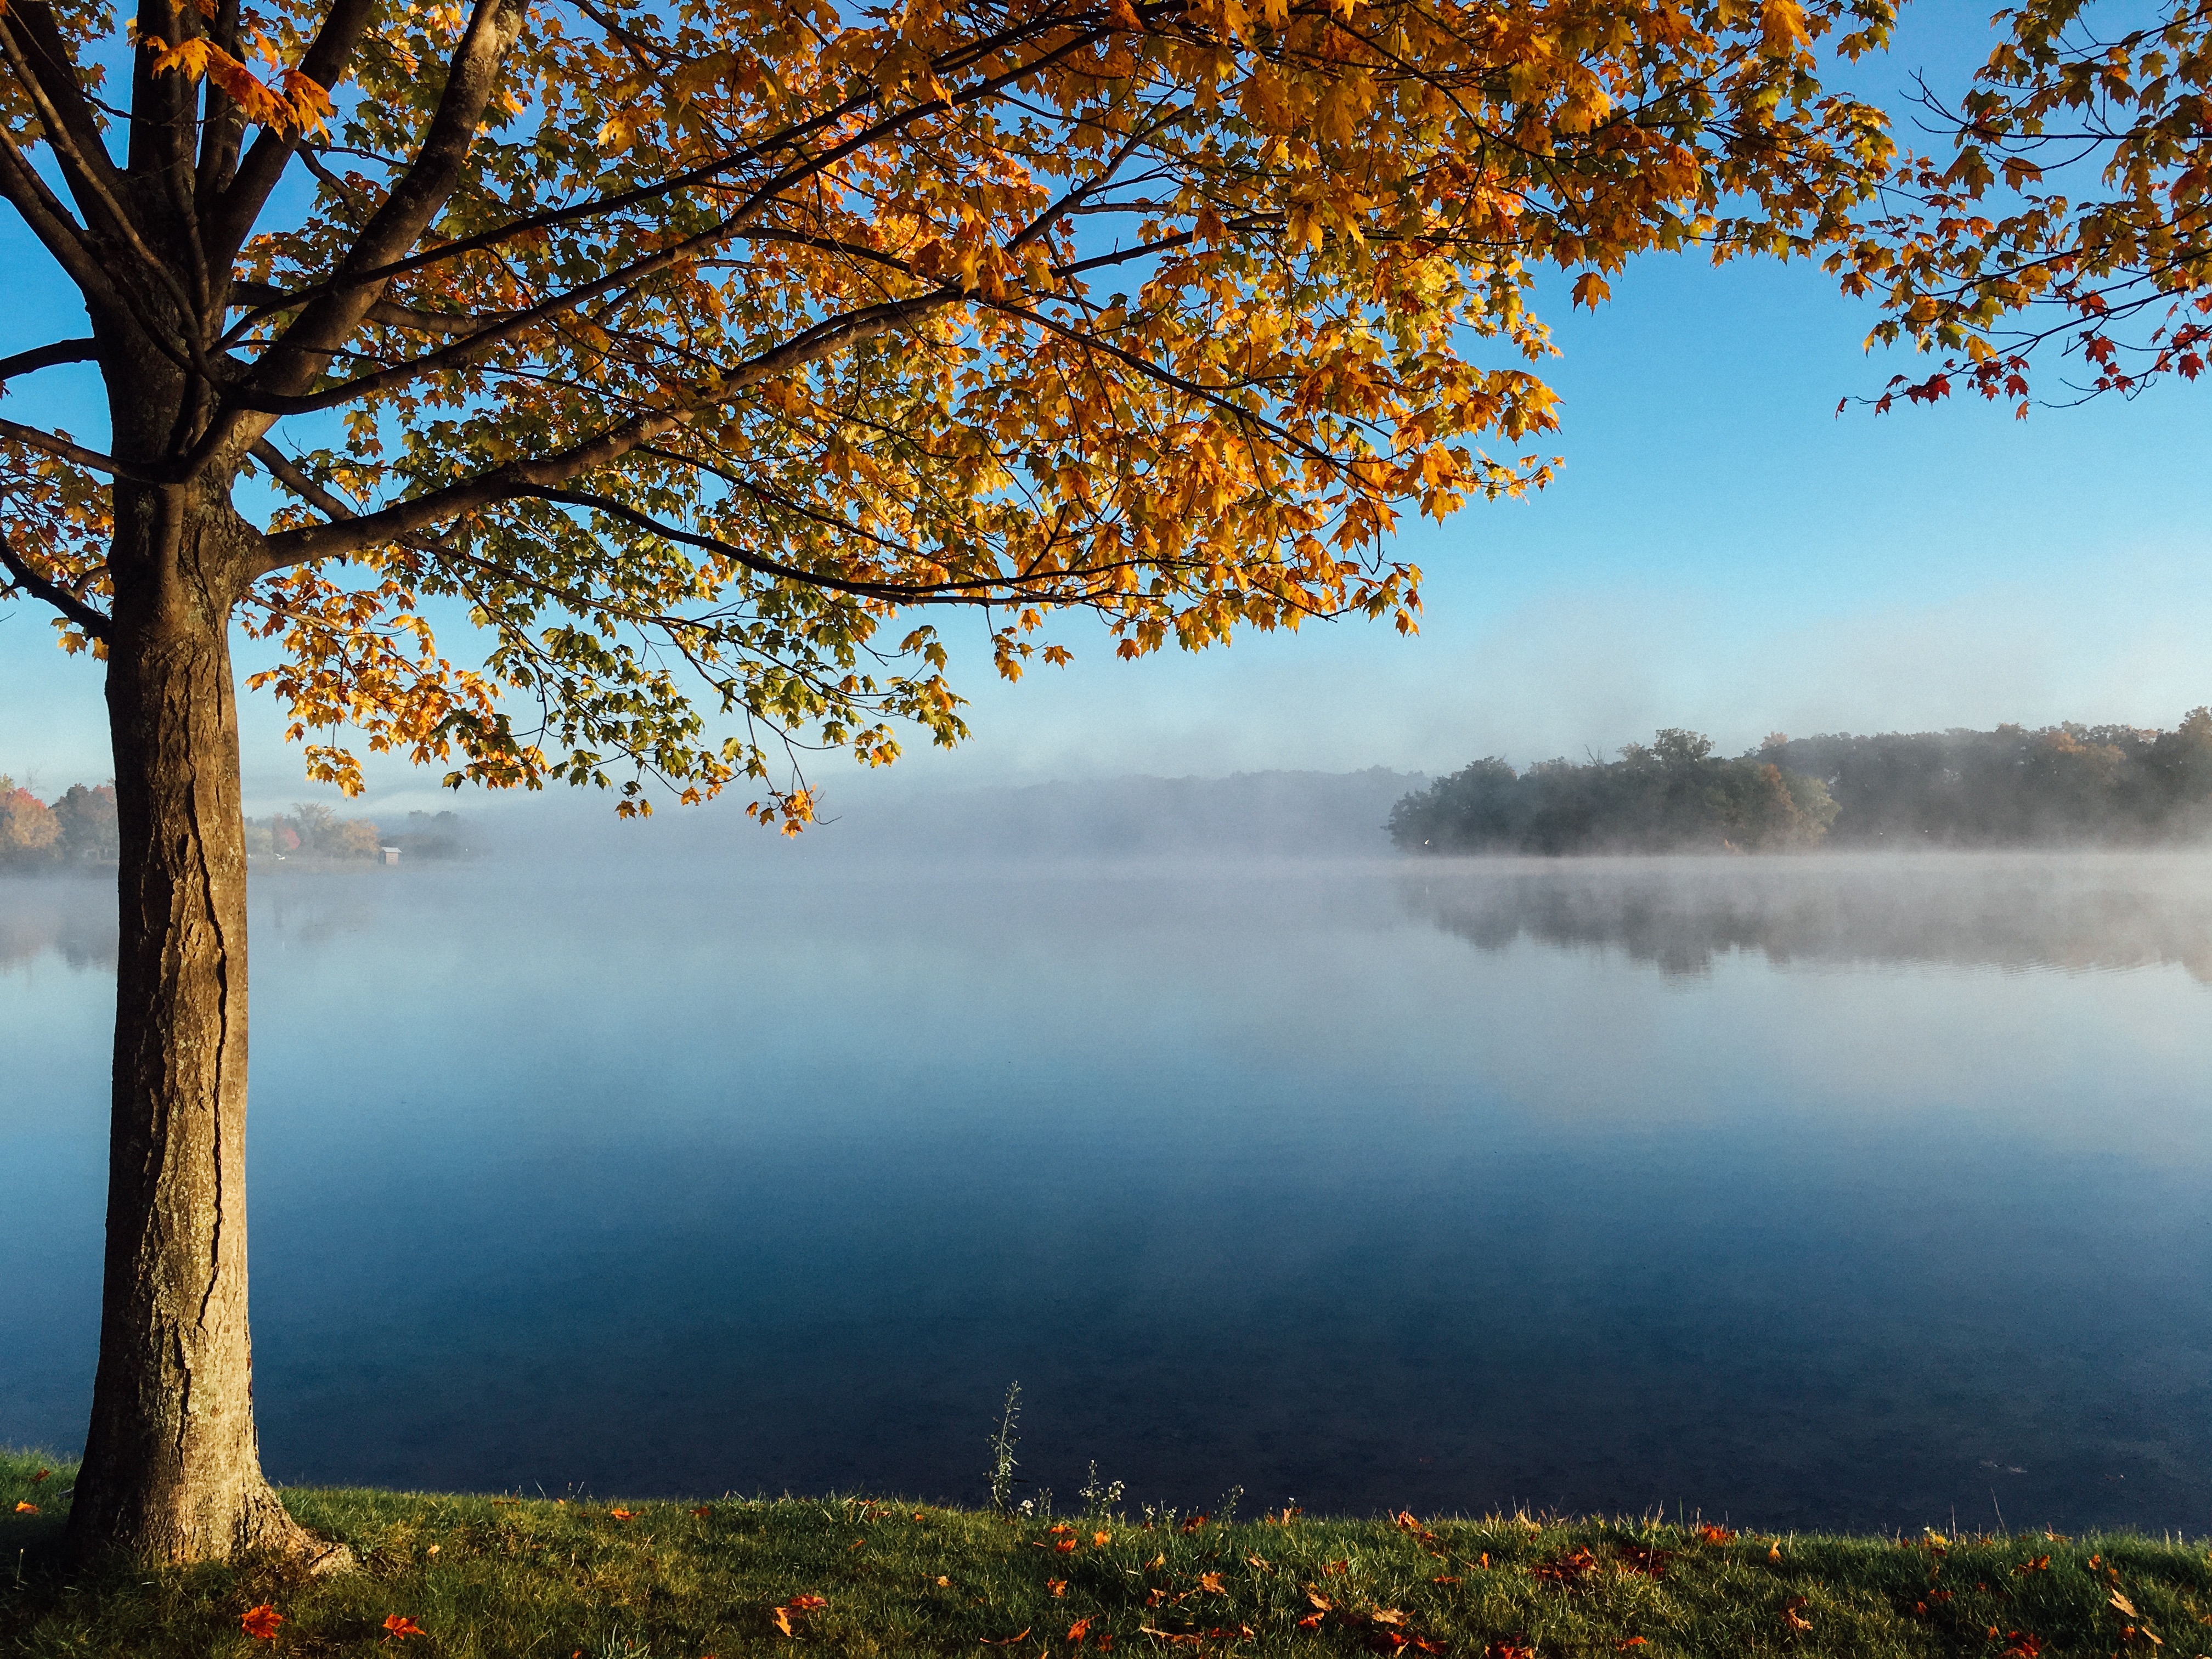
<box><xmin>3</xmin><ymin>4</ymin><xmax>2208</xmax><ymax>816</ymax></box>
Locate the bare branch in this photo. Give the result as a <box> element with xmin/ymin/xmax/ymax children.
<box><xmin>0</xmin><ymin>337</ymin><xmax>97</xmax><ymax>384</ymax></box>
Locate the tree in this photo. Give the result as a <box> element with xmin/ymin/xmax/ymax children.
<box><xmin>0</xmin><ymin>0</ymin><xmax>1894</xmax><ymax>1564</ymax></box>
<box><xmin>1839</xmin><ymin>0</ymin><xmax>2212</xmax><ymax>409</ymax></box>
<box><xmin>0</xmin><ymin>775</ymin><xmax>64</xmax><ymax>862</ymax></box>
<box><xmin>53</xmin><ymin>781</ymin><xmax>122</xmax><ymax>860</ymax></box>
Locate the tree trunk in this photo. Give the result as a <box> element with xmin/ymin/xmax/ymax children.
<box><xmin>65</xmin><ymin>484</ymin><xmax>345</xmax><ymax>1569</ymax></box>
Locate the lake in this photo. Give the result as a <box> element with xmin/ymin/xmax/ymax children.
<box><xmin>5</xmin><ymin>849</ymin><xmax>2211</xmax><ymax>1536</ymax></box>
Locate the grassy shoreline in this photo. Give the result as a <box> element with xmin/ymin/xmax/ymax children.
<box><xmin>6</xmin><ymin>1451</ymin><xmax>2209</xmax><ymax>1657</ymax></box>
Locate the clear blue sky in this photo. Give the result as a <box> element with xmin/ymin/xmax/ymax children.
<box><xmin>4</xmin><ymin>4</ymin><xmax>2207</xmax><ymax>816</ymax></box>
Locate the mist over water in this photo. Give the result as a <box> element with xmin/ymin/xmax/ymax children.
<box><xmin>4</xmin><ymin>830</ymin><xmax>2211</xmax><ymax>1536</ymax></box>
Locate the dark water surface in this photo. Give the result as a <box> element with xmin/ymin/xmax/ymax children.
<box><xmin>5</xmin><ymin>851</ymin><xmax>2211</xmax><ymax>1535</ymax></box>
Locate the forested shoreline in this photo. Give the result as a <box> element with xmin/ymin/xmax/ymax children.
<box><xmin>0</xmin><ymin>779</ymin><xmax>471</xmax><ymax>868</ymax></box>
<box><xmin>1392</xmin><ymin>711</ymin><xmax>2212</xmax><ymax>855</ymax></box>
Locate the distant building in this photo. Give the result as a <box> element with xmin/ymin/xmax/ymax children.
<box><xmin>380</xmin><ymin>847</ymin><xmax>401</xmax><ymax>866</ymax></box>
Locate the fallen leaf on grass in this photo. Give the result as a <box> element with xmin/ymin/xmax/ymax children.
<box><xmin>241</xmin><ymin>1605</ymin><xmax>284</xmax><ymax>1640</ymax></box>
<box><xmin>1431</xmin><ymin>1576</ymin><xmax>1459</xmax><ymax>1584</ymax></box>
<box><xmin>1197</xmin><ymin>1572</ymin><xmax>1226</xmax><ymax>1595</ymax></box>
<box><xmin>1048</xmin><ymin>1580</ymin><xmax>1066</xmax><ymax>1597</ymax></box>
<box><xmin>692</xmin><ymin>1506</ymin><xmax>713</xmax><ymax>1519</ymax></box>
<box><xmin>1323</xmin><ymin>1560</ymin><xmax>1348</xmax><ymax>1576</ymax></box>
<box><xmin>13</xmin><ymin>1503</ymin><xmax>36</xmax><ymax>1515</ymax></box>
<box><xmin>2001</xmin><ymin>1634</ymin><xmax>2044</xmax><ymax>1658</ymax></box>
<box><xmin>31</xmin><ymin>1470</ymin><xmax>49</xmax><ymax>1483</ymax></box>
<box><xmin>1617</xmin><ymin>1641</ymin><xmax>1647</xmax><ymax>1650</ymax></box>
<box><xmin>1783</xmin><ymin>1596</ymin><xmax>1813</xmax><ymax>1633</ymax></box>
<box><xmin>1697</xmin><ymin>1525</ymin><xmax>1736</xmax><ymax>1544</ymax></box>
<box><xmin>1530</xmin><ymin>1547</ymin><xmax>1600</xmax><ymax>1585</ymax></box>
<box><xmin>1483</xmin><ymin>1643</ymin><xmax>1534</xmax><ymax>1659</ymax></box>
<box><xmin>788</xmin><ymin>1596</ymin><xmax>827</xmax><ymax>1613</ymax></box>
<box><xmin>1769</xmin><ymin>1543</ymin><xmax>1783</xmax><ymax>1562</ymax></box>
<box><xmin>936</xmin><ymin>1577</ymin><xmax>950</xmax><ymax>1587</ymax></box>
<box><xmin>1297</xmin><ymin>1614</ymin><xmax>1324</xmax><ymax>1629</ymax></box>
<box><xmin>1096</xmin><ymin>1532</ymin><xmax>1112</xmax><ymax>1548</ymax></box>
<box><xmin>2113</xmin><ymin>1592</ymin><xmax>2142</xmax><ymax>1618</ymax></box>
<box><xmin>1307</xmin><ymin>1592</ymin><xmax>1334</xmax><ymax>1612</ymax></box>
<box><xmin>980</xmin><ymin>1628</ymin><xmax>1032</xmax><ymax>1645</ymax></box>
<box><xmin>1394</xmin><ymin>1511</ymin><xmax>1438</xmax><ymax>1544</ymax></box>
<box><xmin>2013</xmin><ymin>1556</ymin><xmax>2051</xmax><ymax>1574</ymax></box>
<box><xmin>1057</xmin><ymin>1539</ymin><xmax>1077</xmax><ymax>1553</ymax></box>
<box><xmin>382</xmin><ymin>1615</ymin><xmax>425</xmax><ymax>1639</ymax></box>
<box><xmin>608</xmin><ymin>1510</ymin><xmax>636</xmax><ymax>1521</ymax></box>
<box><xmin>1068</xmin><ymin>1617</ymin><xmax>1094</xmax><ymax>1641</ymax></box>
<box><xmin>1247</xmin><ymin>1555</ymin><xmax>1272</xmax><ymax>1572</ymax></box>
<box><xmin>1616</xmin><ymin>1544</ymin><xmax>1672</xmax><ymax>1579</ymax></box>
<box><xmin>770</xmin><ymin>1609</ymin><xmax>792</xmax><ymax>1638</ymax></box>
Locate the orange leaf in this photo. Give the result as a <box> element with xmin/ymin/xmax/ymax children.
<box><xmin>1048</xmin><ymin>1580</ymin><xmax>1068</xmax><ymax>1597</ymax></box>
<box><xmin>1094</xmin><ymin>1532</ymin><xmax>1111</xmax><ymax>1548</ymax></box>
<box><xmin>981</xmin><ymin>1629</ymin><xmax>1031</xmax><ymax>1645</ymax></box>
<box><xmin>1068</xmin><ymin>1617</ymin><xmax>1094</xmax><ymax>1641</ymax></box>
<box><xmin>608</xmin><ymin>1509</ymin><xmax>636</xmax><ymax>1520</ymax></box>
<box><xmin>1056</xmin><ymin>1539</ymin><xmax>1077</xmax><ymax>1553</ymax></box>
<box><xmin>13</xmin><ymin>1502</ymin><xmax>36</xmax><ymax>1515</ymax></box>
<box><xmin>382</xmin><ymin>1615</ymin><xmax>426</xmax><ymax>1639</ymax></box>
<box><xmin>31</xmin><ymin>1470</ymin><xmax>49</xmax><ymax>1483</ymax></box>
<box><xmin>770</xmin><ymin>1608</ymin><xmax>793</xmax><ymax>1637</ymax></box>
<box><xmin>787</xmin><ymin>1595</ymin><xmax>827</xmax><ymax>1612</ymax></box>
<box><xmin>241</xmin><ymin>1605</ymin><xmax>285</xmax><ymax>1640</ymax></box>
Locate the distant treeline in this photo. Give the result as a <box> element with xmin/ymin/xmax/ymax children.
<box><xmin>1392</xmin><ymin>710</ymin><xmax>2212</xmax><ymax>854</ymax></box>
<box><xmin>1</xmin><ymin>776</ymin><xmax>119</xmax><ymax>865</ymax></box>
<box><xmin>247</xmin><ymin>804</ymin><xmax>473</xmax><ymax>861</ymax></box>
<box><xmin>2</xmin><ymin>778</ymin><xmax>472</xmax><ymax>867</ymax></box>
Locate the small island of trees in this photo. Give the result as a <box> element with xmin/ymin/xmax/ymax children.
<box><xmin>1392</xmin><ymin>710</ymin><xmax>2212</xmax><ymax>854</ymax></box>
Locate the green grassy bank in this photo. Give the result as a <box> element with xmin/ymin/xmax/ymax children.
<box><xmin>5</xmin><ymin>1451</ymin><xmax>2208</xmax><ymax>1657</ymax></box>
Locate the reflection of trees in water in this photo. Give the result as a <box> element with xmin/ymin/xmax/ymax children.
<box><xmin>2</xmin><ymin>870</ymin><xmax>391</xmax><ymax>974</ymax></box>
<box><xmin>0</xmin><ymin>876</ymin><xmax>119</xmax><ymax>972</ymax></box>
<box><xmin>1399</xmin><ymin>854</ymin><xmax>2212</xmax><ymax>981</ymax></box>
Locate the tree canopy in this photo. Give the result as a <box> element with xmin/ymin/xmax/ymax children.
<box><xmin>1</xmin><ymin>0</ymin><xmax>1894</xmax><ymax>822</ymax></box>
<box><xmin>1842</xmin><ymin>0</ymin><xmax>2212</xmax><ymax>409</ymax></box>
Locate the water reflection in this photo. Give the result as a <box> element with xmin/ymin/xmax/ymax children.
<box><xmin>5</xmin><ymin>853</ymin><xmax>2211</xmax><ymax>1535</ymax></box>
<box><xmin>1400</xmin><ymin>853</ymin><xmax>2212</xmax><ymax>979</ymax></box>
<box><xmin>0</xmin><ymin>874</ymin><xmax>115</xmax><ymax>972</ymax></box>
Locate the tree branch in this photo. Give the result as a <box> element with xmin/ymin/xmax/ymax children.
<box><xmin>0</xmin><ymin>337</ymin><xmax>98</xmax><ymax>384</ymax></box>
<box><xmin>204</xmin><ymin>0</ymin><xmax>380</xmax><ymax>264</ymax></box>
<box><xmin>228</xmin><ymin>279</ymin><xmax>514</xmax><ymax>340</ymax></box>
<box><xmin>250</xmin><ymin>289</ymin><xmax>958</xmax><ymax>569</ymax></box>
<box><xmin>0</xmin><ymin>416</ymin><xmax>123</xmax><ymax>475</ymax></box>
<box><xmin>0</xmin><ymin>521</ymin><xmax>111</xmax><ymax>639</ymax></box>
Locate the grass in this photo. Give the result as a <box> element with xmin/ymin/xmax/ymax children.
<box><xmin>5</xmin><ymin>1449</ymin><xmax>2210</xmax><ymax>1657</ymax></box>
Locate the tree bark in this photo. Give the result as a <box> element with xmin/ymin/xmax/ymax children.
<box><xmin>65</xmin><ymin>482</ymin><xmax>346</xmax><ymax>1569</ymax></box>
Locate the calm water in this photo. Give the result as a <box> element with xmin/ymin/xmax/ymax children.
<box><xmin>5</xmin><ymin>851</ymin><xmax>2211</xmax><ymax>1534</ymax></box>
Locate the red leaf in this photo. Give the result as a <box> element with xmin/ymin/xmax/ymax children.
<box><xmin>382</xmin><ymin>1615</ymin><xmax>426</xmax><ymax>1639</ymax></box>
<box><xmin>241</xmin><ymin>1605</ymin><xmax>285</xmax><ymax>1640</ymax></box>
